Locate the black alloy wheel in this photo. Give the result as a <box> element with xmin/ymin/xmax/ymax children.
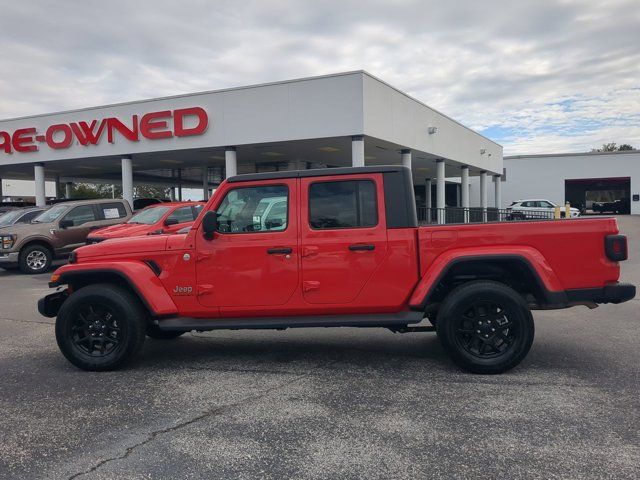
<box><xmin>69</xmin><ymin>303</ymin><xmax>123</xmax><ymax>357</ymax></box>
<box><xmin>454</xmin><ymin>301</ymin><xmax>517</xmax><ymax>359</ymax></box>
<box><xmin>436</xmin><ymin>280</ymin><xmax>534</xmax><ymax>374</ymax></box>
<box><xmin>56</xmin><ymin>284</ymin><xmax>146</xmax><ymax>371</ymax></box>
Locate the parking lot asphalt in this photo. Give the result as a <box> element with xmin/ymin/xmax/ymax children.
<box><xmin>0</xmin><ymin>217</ymin><xmax>639</xmax><ymax>480</ymax></box>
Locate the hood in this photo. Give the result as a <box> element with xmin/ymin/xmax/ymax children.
<box><xmin>76</xmin><ymin>235</ymin><xmax>170</xmax><ymax>260</ymax></box>
<box><xmin>0</xmin><ymin>221</ymin><xmax>50</xmax><ymax>236</ymax></box>
<box><xmin>89</xmin><ymin>222</ymin><xmax>158</xmax><ymax>239</ymax></box>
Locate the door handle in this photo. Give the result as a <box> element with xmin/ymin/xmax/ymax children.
<box><xmin>267</xmin><ymin>247</ymin><xmax>292</xmax><ymax>255</ymax></box>
<box><xmin>349</xmin><ymin>244</ymin><xmax>375</xmax><ymax>251</ymax></box>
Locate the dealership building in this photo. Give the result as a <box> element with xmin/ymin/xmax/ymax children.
<box><xmin>470</xmin><ymin>150</ymin><xmax>640</xmax><ymax>215</ymax></box>
<box><xmin>0</xmin><ymin>71</ymin><xmax>503</xmax><ymax>218</ymax></box>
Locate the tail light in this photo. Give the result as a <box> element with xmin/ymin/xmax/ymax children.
<box><xmin>605</xmin><ymin>235</ymin><xmax>628</xmax><ymax>261</ymax></box>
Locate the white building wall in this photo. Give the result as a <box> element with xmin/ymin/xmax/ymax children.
<box><xmin>470</xmin><ymin>151</ymin><xmax>640</xmax><ymax>215</ymax></box>
<box><xmin>1</xmin><ymin>179</ymin><xmax>56</xmax><ymax>199</ymax></box>
<box><xmin>362</xmin><ymin>74</ymin><xmax>502</xmax><ymax>174</ymax></box>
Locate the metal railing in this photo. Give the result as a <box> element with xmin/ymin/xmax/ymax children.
<box><xmin>417</xmin><ymin>207</ymin><xmax>556</xmax><ymax>225</ymax></box>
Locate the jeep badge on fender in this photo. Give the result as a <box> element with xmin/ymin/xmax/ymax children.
<box><xmin>172</xmin><ymin>286</ymin><xmax>193</xmax><ymax>295</ymax></box>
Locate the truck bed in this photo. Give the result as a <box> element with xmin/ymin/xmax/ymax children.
<box><xmin>417</xmin><ymin>217</ymin><xmax>620</xmax><ymax>292</ymax></box>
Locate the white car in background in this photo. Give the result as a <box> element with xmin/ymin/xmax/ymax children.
<box><xmin>507</xmin><ymin>199</ymin><xmax>580</xmax><ymax>220</ymax></box>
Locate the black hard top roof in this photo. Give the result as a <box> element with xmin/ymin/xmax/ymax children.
<box><xmin>226</xmin><ymin>165</ymin><xmax>407</xmax><ymax>183</ymax></box>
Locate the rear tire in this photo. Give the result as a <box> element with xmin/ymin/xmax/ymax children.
<box><xmin>19</xmin><ymin>244</ymin><xmax>52</xmax><ymax>274</ymax></box>
<box><xmin>146</xmin><ymin>324</ymin><xmax>185</xmax><ymax>340</ymax></box>
<box><xmin>436</xmin><ymin>280</ymin><xmax>534</xmax><ymax>374</ymax></box>
<box><xmin>55</xmin><ymin>284</ymin><xmax>146</xmax><ymax>371</ymax></box>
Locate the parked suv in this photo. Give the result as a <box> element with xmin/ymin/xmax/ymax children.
<box><xmin>0</xmin><ymin>199</ymin><xmax>131</xmax><ymax>274</ymax></box>
<box><xmin>507</xmin><ymin>199</ymin><xmax>580</xmax><ymax>219</ymax></box>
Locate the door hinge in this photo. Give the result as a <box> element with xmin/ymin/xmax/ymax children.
<box><xmin>197</xmin><ymin>284</ymin><xmax>214</xmax><ymax>296</ymax></box>
<box><xmin>196</xmin><ymin>251</ymin><xmax>213</xmax><ymax>262</ymax></box>
<box><xmin>301</xmin><ymin>246</ymin><xmax>319</xmax><ymax>258</ymax></box>
<box><xmin>303</xmin><ymin>281</ymin><xmax>320</xmax><ymax>292</ymax></box>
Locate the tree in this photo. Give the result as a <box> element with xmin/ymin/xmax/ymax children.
<box><xmin>134</xmin><ymin>185</ymin><xmax>170</xmax><ymax>199</ymax></box>
<box><xmin>591</xmin><ymin>143</ymin><xmax>635</xmax><ymax>152</ymax></box>
<box><xmin>67</xmin><ymin>183</ymin><xmax>170</xmax><ymax>200</ymax></box>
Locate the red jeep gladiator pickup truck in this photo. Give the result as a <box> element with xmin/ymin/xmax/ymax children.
<box><xmin>38</xmin><ymin>166</ymin><xmax>635</xmax><ymax>373</ymax></box>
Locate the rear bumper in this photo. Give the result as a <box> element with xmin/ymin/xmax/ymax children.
<box><xmin>0</xmin><ymin>252</ymin><xmax>19</xmax><ymax>266</ymax></box>
<box><xmin>566</xmin><ymin>282</ymin><xmax>636</xmax><ymax>305</ymax></box>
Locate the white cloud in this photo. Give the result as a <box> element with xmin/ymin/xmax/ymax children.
<box><xmin>0</xmin><ymin>0</ymin><xmax>638</xmax><ymax>155</ymax></box>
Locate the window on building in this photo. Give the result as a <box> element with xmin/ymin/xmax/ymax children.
<box><xmin>308</xmin><ymin>180</ymin><xmax>377</xmax><ymax>229</ymax></box>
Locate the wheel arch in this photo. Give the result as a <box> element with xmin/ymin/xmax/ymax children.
<box><xmin>53</xmin><ymin>263</ymin><xmax>179</xmax><ymax>318</ymax></box>
<box><xmin>20</xmin><ymin>238</ymin><xmax>54</xmax><ymax>256</ymax></box>
<box><xmin>410</xmin><ymin>253</ymin><xmax>567</xmax><ymax>310</ymax></box>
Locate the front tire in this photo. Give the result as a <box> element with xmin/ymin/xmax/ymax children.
<box><xmin>55</xmin><ymin>284</ymin><xmax>146</xmax><ymax>371</ymax></box>
<box><xmin>19</xmin><ymin>244</ymin><xmax>52</xmax><ymax>274</ymax></box>
<box><xmin>436</xmin><ymin>280</ymin><xmax>534</xmax><ymax>374</ymax></box>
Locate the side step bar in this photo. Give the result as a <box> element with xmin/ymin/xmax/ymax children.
<box><xmin>156</xmin><ymin>311</ymin><xmax>424</xmax><ymax>332</ymax></box>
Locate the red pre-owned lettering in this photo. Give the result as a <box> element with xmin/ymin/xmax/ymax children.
<box><xmin>0</xmin><ymin>107</ymin><xmax>208</xmax><ymax>155</ymax></box>
<box><xmin>140</xmin><ymin>111</ymin><xmax>173</xmax><ymax>139</ymax></box>
<box><xmin>107</xmin><ymin>116</ymin><xmax>139</xmax><ymax>143</ymax></box>
<box><xmin>70</xmin><ymin>120</ymin><xmax>107</xmax><ymax>146</ymax></box>
<box><xmin>174</xmin><ymin>107</ymin><xmax>208</xmax><ymax>137</ymax></box>
<box><xmin>0</xmin><ymin>131</ymin><xmax>11</xmax><ymax>153</ymax></box>
<box><xmin>12</xmin><ymin>128</ymin><xmax>38</xmax><ymax>153</ymax></box>
<box><xmin>45</xmin><ymin>124</ymin><xmax>73</xmax><ymax>149</ymax></box>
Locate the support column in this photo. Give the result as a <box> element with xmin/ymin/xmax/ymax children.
<box><xmin>461</xmin><ymin>166</ymin><xmax>470</xmax><ymax>223</ymax></box>
<box><xmin>480</xmin><ymin>170</ymin><xmax>488</xmax><ymax>222</ymax></box>
<box><xmin>425</xmin><ymin>178</ymin><xmax>432</xmax><ymax>223</ymax></box>
<box><xmin>225</xmin><ymin>147</ymin><xmax>237</xmax><ymax>178</ymax></box>
<box><xmin>494</xmin><ymin>174</ymin><xmax>502</xmax><ymax>209</ymax></box>
<box><xmin>436</xmin><ymin>160</ymin><xmax>446</xmax><ymax>224</ymax></box>
<box><xmin>54</xmin><ymin>174</ymin><xmax>60</xmax><ymax>199</ymax></box>
<box><xmin>177</xmin><ymin>169</ymin><xmax>183</xmax><ymax>201</ymax></box>
<box><xmin>121</xmin><ymin>157</ymin><xmax>133</xmax><ymax>210</ymax></box>
<box><xmin>401</xmin><ymin>149</ymin><xmax>412</xmax><ymax>169</ymax></box>
<box><xmin>351</xmin><ymin>135</ymin><xmax>365</xmax><ymax>167</ymax></box>
<box><xmin>0</xmin><ymin>177</ymin><xmax>4</xmax><ymax>201</ymax></box>
<box><xmin>65</xmin><ymin>182</ymin><xmax>73</xmax><ymax>199</ymax></box>
<box><xmin>34</xmin><ymin>163</ymin><xmax>46</xmax><ymax>207</ymax></box>
<box><xmin>202</xmin><ymin>166</ymin><xmax>209</xmax><ymax>201</ymax></box>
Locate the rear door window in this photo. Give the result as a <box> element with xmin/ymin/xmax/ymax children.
<box><xmin>99</xmin><ymin>202</ymin><xmax>128</xmax><ymax>220</ymax></box>
<box><xmin>308</xmin><ymin>180</ymin><xmax>377</xmax><ymax>229</ymax></box>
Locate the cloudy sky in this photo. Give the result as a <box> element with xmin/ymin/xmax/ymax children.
<box><xmin>0</xmin><ymin>0</ymin><xmax>638</xmax><ymax>155</ymax></box>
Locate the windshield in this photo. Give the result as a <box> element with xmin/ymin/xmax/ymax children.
<box><xmin>33</xmin><ymin>204</ymin><xmax>68</xmax><ymax>223</ymax></box>
<box><xmin>0</xmin><ymin>210</ymin><xmax>22</xmax><ymax>227</ymax></box>
<box><xmin>128</xmin><ymin>206</ymin><xmax>170</xmax><ymax>225</ymax></box>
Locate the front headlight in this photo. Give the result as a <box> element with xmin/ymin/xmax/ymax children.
<box><xmin>1</xmin><ymin>235</ymin><xmax>16</xmax><ymax>250</ymax></box>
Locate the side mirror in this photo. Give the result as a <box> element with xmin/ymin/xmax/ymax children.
<box><xmin>59</xmin><ymin>219</ymin><xmax>73</xmax><ymax>229</ymax></box>
<box><xmin>202</xmin><ymin>211</ymin><xmax>218</xmax><ymax>240</ymax></box>
<box><xmin>164</xmin><ymin>217</ymin><xmax>179</xmax><ymax>226</ymax></box>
